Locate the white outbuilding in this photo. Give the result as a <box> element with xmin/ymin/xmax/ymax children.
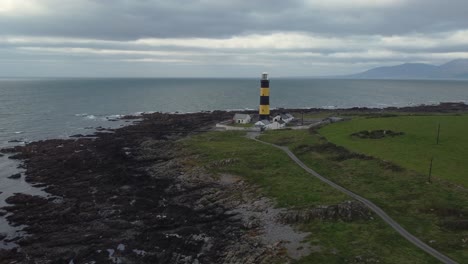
<box><xmin>266</xmin><ymin>121</ymin><xmax>282</xmax><ymax>130</ymax></box>
<box><xmin>255</xmin><ymin>119</ymin><xmax>270</xmax><ymax>127</ymax></box>
<box><xmin>325</xmin><ymin>116</ymin><xmax>344</xmax><ymax>123</ymax></box>
<box><xmin>272</xmin><ymin>115</ymin><xmax>282</xmax><ymax>122</ymax></box>
<box><xmin>281</xmin><ymin>113</ymin><xmax>294</xmax><ymax>123</ymax></box>
<box><xmin>233</xmin><ymin>113</ymin><xmax>251</xmax><ymax>124</ymax></box>
<box><xmin>255</xmin><ymin>120</ymin><xmax>285</xmax><ymax>130</ymax></box>
<box><xmin>272</xmin><ymin>113</ymin><xmax>294</xmax><ymax>124</ymax></box>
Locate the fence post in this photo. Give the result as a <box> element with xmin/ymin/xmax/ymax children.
<box><xmin>428</xmin><ymin>157</ymin><xmax>433</xmax><ymax>183</ymax></box>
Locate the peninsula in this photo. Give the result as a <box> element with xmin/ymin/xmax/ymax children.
<box><xmin>1</xmin><ymin>103</ymin><xmax>467</xmax><ymax>263</ymax></box>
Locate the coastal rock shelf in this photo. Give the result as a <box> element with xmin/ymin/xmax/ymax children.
<box><xmin>0</xmin><ymin>112</ymin><xmax>290</xmax><ymax>263</ymax></box>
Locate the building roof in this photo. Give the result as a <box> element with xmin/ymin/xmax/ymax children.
<box><xmin>233</xmin><ymin>113</ymin><xmax>251</xmax><ymax>120</ymax></box>
<box><xmin>255</xmin><ymin>120</ymin><xmax>270</xmax><ymax>126</ymax></box>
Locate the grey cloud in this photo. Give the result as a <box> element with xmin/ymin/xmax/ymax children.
<box><xmin>1</xmin><ymin>0</ymin><xmax>468</xmax><ymax>40</ymax></box>
<box><xmin>1</xmin><ymin>0</ymin><xmax>468</xmax><ymax>77</ymax></box>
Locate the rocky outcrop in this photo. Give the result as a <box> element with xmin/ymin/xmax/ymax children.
<box><xmin>7</xmin><ymin>173</ymin><xmax>21</xmax><ymax>179</ymax></box>
<box><xmin>207</xmin><ymin>158</ymin><xmax>240</xmax><ymax>168</ymax></box>
<box><xmin>279</xmin><ymin>201</ymin><xmax>373</xmax><ymax>224</ymax></box>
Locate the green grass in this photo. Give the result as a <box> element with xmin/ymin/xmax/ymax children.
<box><xmin>183</xmin><ymin>131</ymin><xmax>347</xmax><ymax>208</ymax></box>
<box><xmin>320</xmin><ymin>115</ymin><xmax>468</xmax><ymax>187</ymax></box>
<box><xmin>183</xmin><ymin>131</ymin><xmax>441</xmax><ymax>263</ymax></box>
<box><xmin>260</xmin><ymin>128</ymin><xmax>468</xmax><ymax>263</ymax></box>
<box><xmin>297</xmin><ymin>220</ymin><xmax>435</xmax><ymax>264</ymax></box>
<box><xmin>230</xmin><ymin>122</ymin><xmax>254</xmax><ymax>128</ymax></box>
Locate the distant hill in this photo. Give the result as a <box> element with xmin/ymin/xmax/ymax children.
<box><xmin>347</xmin><ymin>59</ymin><xmax>468</xmax><ymax>79</ymax></box>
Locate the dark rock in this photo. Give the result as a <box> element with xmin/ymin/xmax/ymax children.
<box><xmin>33</xmin><ymin>183</ymin><xmax>48</xmax><ymax>188</ymax></box>
<box><xmin>0</xmin><ymin>148</ymin><xmax>15</xmax><ymax>154</ymax></box>
<box><xmin>5</xmin><ymin>193</ymin><xmax>47</xmax><ymax>205</ymax></box>
<box><xmin>69</xmin><ymin>134</ymin><xmax>85</xmax><ymax>138</ymax></box>
<box><xmin>8</xmin><ymin>155</ymin><xmax>21</xmax><ymax>160</ymax></box>
<box><xmin>8</xmin><ymin>173</ymin><xmax>21</xmax><ymax>179</ymax></box>
<box><xmin>8</xmin><ymin>139</ymin><xmax>23</xmax><ymax>143</ymax></box>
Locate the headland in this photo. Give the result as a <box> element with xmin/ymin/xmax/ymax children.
<box><xmin>0</xmin><ymin>103</ymin><xmax>467</xmax><ymax>263</ymax></box>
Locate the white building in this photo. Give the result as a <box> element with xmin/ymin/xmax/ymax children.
<box><xmin>255</xmin><ymin>120</ymin><xmax>285</xmax><ymax>130</ymax></box>
<box><xmin>270</xmin><ymin>113</ymin><xmax>294</xmax><ymax>124</ymax></box>
<box><xmin>267</xmin><ymin>121</ymin><xmax>285</xmax><ymax>130</ymax></box>
<box><xmin>255</xmin><ymin>119</ymin><xmax>270</xmax><ymax>127</ymax></box>
<box><xmin>325</xmin><ymin>116</ymin><xmax>344</xmax><ymax>123</ymax></box>
<box><xmin>272</xmin><ymin>115</ymin><xmax>282</xmax><ymax>122</ymax></box>
<box><xmin>281</xmin><ymin>113</ymin><xmax>294</xmax><ymax>123</ymax></box>
<box><xmin>233</xmin><ymin>113</ymin><xmax>251</xmax><ymax>124</ymax></box>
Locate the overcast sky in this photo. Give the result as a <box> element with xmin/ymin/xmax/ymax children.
<box><xmin>1</xmin><ymin>0</ymin><xmax>468</xmax><ymax>77</ymax></box>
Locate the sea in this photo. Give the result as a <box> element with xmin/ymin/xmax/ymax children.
<box><xmin>1</xmin><ymin>77</ymin><xmax>468</xmax><ymax>148</ymax></box>
<box><xmin>1</xmin><ymin>77</ymin><xmax>468</xmax><ymax>245</ymax></box>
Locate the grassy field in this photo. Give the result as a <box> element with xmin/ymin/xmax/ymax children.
<box><xmin>183</xmin><ymin>131</ymin><xmax>347</xmax><ymax>208</ymax></box>
<box><xmin>260</xmin><ymin>128</ymin><xmax>468</xmax><ymax>263</ymax></box>
<box><xmin>320</xmin><ymin>114</ymin><xmax>468</xmax><ymax>187</ymax></box>
<box><xmin>183</xmin><ymin>131</ymin><xmax>440</xmax><ymax>263</ymax></box>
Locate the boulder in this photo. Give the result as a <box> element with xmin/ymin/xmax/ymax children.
<box><xmin>8</xmin><ymin>173</ymin><xmax>21</xmax><ymax>179</ymax></box>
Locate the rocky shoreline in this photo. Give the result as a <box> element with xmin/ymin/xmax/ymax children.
<box><xmin>0</xmin><ymin>111</ymin><xmax>311</xmax><ymax>263</ymax></box>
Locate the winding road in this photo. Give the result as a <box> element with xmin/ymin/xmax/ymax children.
<box><xmin>247</xmin><ymin>132</ymin><xmax>457</xmax><ymax>264</ymax></box>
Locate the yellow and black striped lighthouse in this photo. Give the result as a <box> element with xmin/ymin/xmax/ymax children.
<box><xmin>259</xmin><ymin>72</ymin><xmax>270</xmax><ymax>120</ymax></box>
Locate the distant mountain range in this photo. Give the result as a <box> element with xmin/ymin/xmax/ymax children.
<box><xmin>346</xmin><ymin>59</ymin><xmax>468</xmax><ymax>79</ymax></box>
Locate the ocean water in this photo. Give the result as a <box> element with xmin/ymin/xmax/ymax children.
<box><xmin>1</xmin><ymin>77</ymin><xmax>468</xmax><ymax>245</ymax></box>
<box><xmin>1</xmin><ymin>77</ymin><xmax>468</xmax><ymax>147</ymax></box>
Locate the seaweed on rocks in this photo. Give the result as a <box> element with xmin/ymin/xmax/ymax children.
<box><xmin>0</xmin><ymin>112</ymin><xmax>288</xmax><ymax>263</ymax></box>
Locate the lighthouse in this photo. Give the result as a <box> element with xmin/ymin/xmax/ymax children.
<box><xmin>259</xmin><ymin>72</ymin><xmax>270</xmax><ymax>120</ymax></box>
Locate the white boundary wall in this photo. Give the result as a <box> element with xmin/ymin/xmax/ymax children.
<box><xmin>216</xmin><ymin>123</ymin><xmax>261</xmax><ymax>131</ymax></box>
